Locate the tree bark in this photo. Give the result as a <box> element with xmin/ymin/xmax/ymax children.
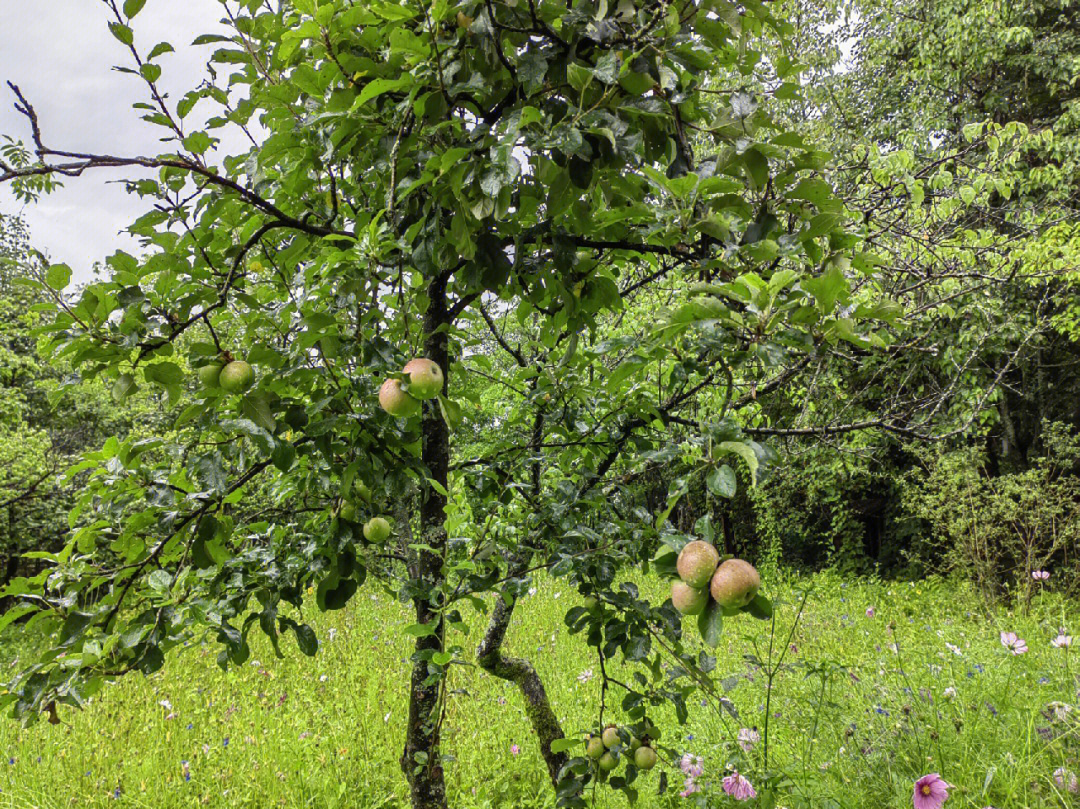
<box><xmin>401</xmin><ymin>275</ymin><xmax>450</xmax><ymax>809</ymax></box>
<box><xmin>476</xmin><ymin>558</ymin><xmax>570</xmax><ymax>788</ymax></box>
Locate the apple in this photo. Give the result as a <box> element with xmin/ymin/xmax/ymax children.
<box><xmin>710</xmin><ymin>558</ymin><xmax>761</xmax><ymax>608</ymax></box>
<box><xmin>676</xmin><ymin>540</ymin><xmax>720</xmax><ymax>589</ymax></box>
<box><xmin>339</xmin><ymin>503</ymin><xmax>357</xmax><ymax>522</ymax></box>
<box><xmin>598</xmin><ymin>752</ymin><xmax>618</xmax><ymax>772</ymax></box>
<box><xmin>671</xmin><ymin>580</ymin><xmax>707</xmax><ymax>615</ymax></box>
<box><xmin>601</xmin><ymin>725</ymin><xmax>620</xmax><ymax>749</ymax></box>
<box><xmin>379</xmin><ymin>378</ymin><xmax>421</xmax><ymax>418</ymax></box>
<box><xmin>583</xmin><ymin>596</ymin><xmax>601</xmax><ymax>615</ymax></box>
<box><xmin>633</xmin><ymin>745</ymin><xmax>657</xmax><ymax>770</ymax></box>
<box><xmin>363</xmin><ymin>517</ymin><xmax>391</xmax><ymax>542</ymax></box>
<box><xmin>402</xmin><ymin>358</ymin><xmax>444</xmax><ymax>400</ymax></box>
<box><xmin>219</xmin><ymin>360</ymin><xmax>255</xmax><ymax>393</ymax></box>
<box><xmin>197</xmin><ymin>363</ymin><xmax>223</xmax><ymax>388</ymax></box>
<box><xmin>585</xmin><ymin>735</ymin><xmax>605</xmax><ymax>760</ymax></box>
<box><xmin>354</xmin><ymin>479</ymin><xmax>372</xmax><ymax>502</ymax></box>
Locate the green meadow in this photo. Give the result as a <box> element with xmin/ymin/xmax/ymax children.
<box><xmin>1</xmin><ymin>573</ymin><xmax>1076</xmax><ymax>809</ymax></box>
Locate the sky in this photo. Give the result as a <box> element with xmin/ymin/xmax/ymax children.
<box><xmin>0</xmin><ymin>0</ymin><xmax>230</xmax><ymax>284</ymax></box>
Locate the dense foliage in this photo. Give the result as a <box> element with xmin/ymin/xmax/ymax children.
<box><xmin>0</xmin><ymin>0</ymin><xmax>1078</xmax><ymax>808</ymax></box>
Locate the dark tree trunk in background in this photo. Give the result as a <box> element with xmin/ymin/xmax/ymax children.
<box><xmin>401</xmin><ymin>275</ymin><xmax>450</xmax><ymax>809</ymax></box>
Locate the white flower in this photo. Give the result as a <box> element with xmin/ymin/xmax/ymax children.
<box><xmin>736</xmin><ymin>728</ymin><xmax>760</xmax><ymax>752</ymax></box>
<box><xmin>577</xmin><ymin>668</ymin><xmax>593</xmax><ymax>684</ymax></box>
<box><xmin>158</xmin><ymin>699</ymin><xmax>172</xmax><ymax>711</ymax></box>
<box><xmin>945</xmin><ymin>643</ymin><xmax>962</xmax><ymax>656</ymax></box>
<box><xmin>528</xmin><ymin>587</ymin><xmax>538</xmax><ymax>596</ymax></box>
<box><xmin>1052</xmin><ymin>633</ymin><xmax>1072</xmax><ymax>648</ymax></box>
<box><xmin>943</xmin><ymin>687</ymin><xmax>957</xmax><ymax>700</ymax></box>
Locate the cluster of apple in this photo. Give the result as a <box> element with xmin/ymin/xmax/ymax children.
<box><xmin>378</xmin><ymin>358</ymin><xmax>444</xmax><ymax>417</ymax></box>
<box><xmin>584</xmin><ymin>725</ymin><xmax>658</xmax><ymax>773</ymax></box>
<box><xmin>197</xmin><ymin>356</ymin><xmax>256</xmax><ymax>393</ymax></box>
<box><xmin>339</xmin><ymin>478</ymin><xmax>393</xmax><ymax>543</ymax></box>
<box><xmin>671</xmin><ymin>541</ymin><xmax>761</xmax><ymax>615</ymax></box>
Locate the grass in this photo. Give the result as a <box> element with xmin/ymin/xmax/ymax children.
<box><xmin>0</xmin><ymin>571</ymin><xmax>1077</xmax><ymax>808</ymax></box>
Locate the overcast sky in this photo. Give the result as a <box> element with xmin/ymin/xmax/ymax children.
<box><xmin>0</xmin><ymin>1</ymin><xmax>231</xmax><ymax>284</ymax></box>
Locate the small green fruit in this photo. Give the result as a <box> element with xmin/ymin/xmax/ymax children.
<box><xmin>601</xmin><ymin>725</ymin><xmax>620</xmax><ymax>749</ymax></box>
<box><xmin>585</xmin><ymin>735</ymin><xmax>605</xmax><ymax>760</ymax></box>
<box><xmin>671</xmin><ymin>580</ymin><xmax>708</xmax><ymax>615</ymax></box>
<box><xmin>363</xmin><ymin>517</ymin><xmax>391</xmax><ymax>542</ymax></box>
<box><xmin>402</xmin><ymin>358</ymin><xmax>444</xmax><ymax>400</ymax></box>
<box><xmin>583</xmin><ymin>596</ymin><xmax>601</xmax><ymax>614</ymax></box>
<box><xmin>633</xmin><ymin>746</ymin><xmax>657</xmax><ymax>770</ymax></box>
<box><xmin>339</xmin><ymin>503</ymin><xmax>357</xmax><ymax>522</ymax></box>
<box><xmin>219</xmin><ymin>360</ymin><xmax>255</xmax><ymax>393</ymax></box>
<box><xmin>379</xmin><ymin>378</ymin><xmax>421</xmax><ymax>418</ymax></box>
<box><xmin>629</xmin><ymin>736</ymin><xmax>641</xmax><ymax>752</ymax></box>
<box><xmin>354</xmin><ymin>480</ymin><xmax>372</xmax><ymax>502</ymax></box>
<box><xmin>597</xmin><ymin>752</ymin><xmax>618</xmax><ymax>772</ymax></box>
<box><xmin>676</xmin><ymin>540</ymin><xmax>720</xmax><ymax>589</ymax></box>
<box><xmin>197</xmin><ymin>363</ymin><xmax>223</xmax><ymax>388</ymax></box>
<box><xmin>710</xmin><ymin>558</ymin><xmax>761</xmax><ymax>609</ymax></box>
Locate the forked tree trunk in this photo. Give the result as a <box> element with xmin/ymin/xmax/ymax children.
<box><xmin>401</xmin><ymin>276</ymin><xmax>450</xmax><ymax>809</ymax></box>
<box><xmin>476</xmin><ymin>565</ymin><xmax>570</xmax><ymax>787</ymax></box>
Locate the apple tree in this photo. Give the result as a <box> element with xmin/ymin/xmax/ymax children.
<box><xmin>0</xmin><ymin>0</ymin><xmax>895</xmax><ymax>806</ymax></box>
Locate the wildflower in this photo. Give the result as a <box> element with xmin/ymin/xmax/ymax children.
<box><xmin>319</xmin><ymin>674</ymin><xmax>328</xmax><ymax>682</ymax></box>
<box><xmin>158</xmin><ymin>699</ymin><xmax>172</xmax><ymax>711</ymax></box>
<box><xmin>680</xmin><ymin>777</ymin><xmax>701</xmax><ymax>797</ymax></box>
<box><xmin>527</xmin><ymin>587</ymin><xmax>537</xmax><ymax>596</ymax></box>
<box><xmin>222</xmin><ymin>737</ymin><xmax>229</xmax><ymax>748</ymax></box>
<box><xmin>679</xmin><ymin>754</ymin><xmax>704</xmax><ymax>778</ymax></box>
<box><xmin>497</xmin><ymin>696</ymin><xmax>507</xmax><ymax>706</ymax></box>
<box><xmin>943</xmin><ymin>687</ymin><xmax>957</xmax><ymax>700</ymax></box>
<box><xmin>737</xmin><ymin>728</ymin><xmax>760</xmax><ymax>752</ymax></box>
<box><xmin>181</xmin><ymin>760</ymin><xmax>191</xmax><ymax>783</ymax></box>
<box><xmin>866</xmin><ymin>607</ymin><xmax>875</xmax><ymax>618</ymax></box>
<box><xmin>1047</xmin><ymin>701</ymin><xmax>1073</xmax><ymax>721</ymax></box>
<box><xmin>722</xmin><ymin>770</ymin><xmax>757</xmax><ymax>801</ymax></box>
<box><xmin>1032</xmin><ymin>570</ymin><xmax>1050</xmax><ymax>581</ymax></box>
<box><xmin>510</xmin><ymin>744</ymin><xmax>520</xmax><ymax>756</ymax></box>
<box><xmin>912</xmin><ymin>773</ymin><xmax>950</xmax><ymax>809</ymax></box>
<box><xmin>1000</xmin><ymin>632</ymin><xmax>1027</xmax><ymax>655</ymax></box>
<box><xmin>945</xmin><ymin>643</ymin><xmax>962</xmax><ymax>656</ymax></box>
<box><xmin>1052</xmin><ymin>633</ymin><xmax>1072</xmax><ymax>648</ymax></box>
<box><xmin>1053</xmin><ymin>767</ymin><xmax>1078</xmax><ymax>794</ymax></box>
<box><xmin>577</xmin><ymin>668</ymin><xmax>594</xmax><ymax>684</ymax></box>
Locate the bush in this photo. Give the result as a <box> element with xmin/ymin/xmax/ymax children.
<box><xmin>902</xmin><ymin>422</ymin><xmax>1080</xmax><ymax>605</ymax></box>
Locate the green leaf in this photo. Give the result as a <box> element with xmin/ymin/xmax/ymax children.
<box><xmin>240</xmin><ymin>394</ymin><xmax>276</xmax><ymax>433</ymax></box>
<box><xmin>123</xmin><ymin>0</ymin><xmax>147</xmax><ymax>18</ymax></box>
<box><xmin>743</xmin><ymin>594</ymin><xmax>773</xmax><ymax>620</ymax></box>
<box><xmin>45</xmin><ymin>264</ymin><xmax>71</xmax><ymax>290</ymax></box>
<box><xmin>355</xmin><ymin>76</ymin><xmax>411</xmax><ymax>108</ymax></box>
<box><xmin>716</xmin><ymin>441</ymin><xmax>759</xmax><ymax>485</ymax></box>
<box><xmin>706</xmin><ymin>464</ymin><xmax>737</xmax><ymax>498</ymax></box>
<box><xmin>697</xmin><ymin>601</ymin><xmax>724</xmax><ymax>647</ymax></box>
<box><xmin>550</xmin><ymin>737</ymin><xmax>581</xmax><ymax>754</ymax></box>
<box><xmin>108</xmin><ymin>23</ymin><xmax>134</xmax><ymax>45</ymax></box>
<box><xmin>143</xmin><ymin>361</ymin><xmax>184</xmax><ymax>387</ymax></box>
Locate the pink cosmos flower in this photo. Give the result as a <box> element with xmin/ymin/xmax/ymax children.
<box><xmin>722</xmin><ymin>770</ymin><xmax>757</xmax><ymax>801</ymax></box>
<box><xmin>913</xmin><ymin>773</ymin><xmax>950</xmax><ymax>809</ymax></box>
<box><xmin>1051</xmin><ymin>633</ymin><xmax>1072</xmax><ymax>648</ymax></box>
<box><xmin>680</xmin><ymin>753</ymin><xmax>704</xmax><ymax>778</ymax></box>
<box><xmin>1054</xmin><ymin>767</ymin><xmax>1078</xmax><ymax>793</ymax></box>
<box><xmin>737</xmin><ymin>727</ymin><xmax>760</xmax><ymax>752</ymax></box>
<box><xmin>1032</xmin><ymin>570</ymin><xmax>1050</xmax><ymax>581</ymax></box>
<box><xmin>510</xmin><ymin>744</ymin><xmax>519</xmax><ymax>755</ymax></box>
<box><xmin>1000</xmin><ymin>631</ymin><xmax>1028</xmax><ymax>655</ymax></box>
<box><xmin>866</xmin><ymin>606</ymin><xmax>875</xmax><ymax>618</ymax></box>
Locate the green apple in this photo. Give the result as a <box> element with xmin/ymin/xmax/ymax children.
<box><xmin>219</xmin><ymin>360</ymin><xmax>255</xmax><ymax>393</ymax></box>
<box><xmin>379</xmin><ymin>378</ymin><xmax>421</xmax><ymax>418</ymax></box>
<box><xmin>363</xmin><ymin>517</ymin><xmax>391</xmax><ymax>542</ymax></box>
